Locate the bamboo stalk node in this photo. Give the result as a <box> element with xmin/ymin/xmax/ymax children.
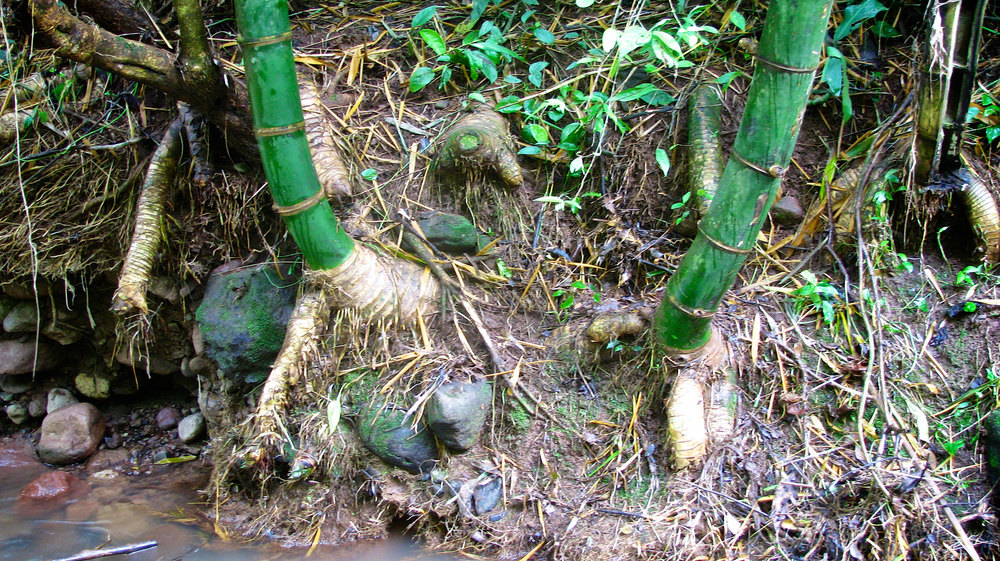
<box><xmin>238</xmin><ymin>30</ymin><xmax>294</xmax><ymax>47</ymax></box>
<box><xmin>732</xmin><ymin>150</ymin><xmax>785</xmax><ymax>179</ymax></box>
<box><xmin>698</xmin><ymin>227</ymin><xmax>754</xmax><ymax>255</ymax></box>
<box><xmin>255</xmin><ymin>121</ymin><xmax>305</xmax><ymax>136</ymax></box>
<box><xmin>272</xmin><ymin>189</ymin><xmax>326</xmax><ymax>216</ymax></box>
<box><xmin>665</xmin><ymin>292</ymin><xmax>716</xmax><ymax>320</ymax></box>
<box><xmin>753</xmin><ymin>54</ymin><xmax>819</xmax><ymax>74</ymax></box>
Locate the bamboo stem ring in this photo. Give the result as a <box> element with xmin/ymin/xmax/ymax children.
<box><xmin>273</xmin><ymin>189</ymin><xmax>325</xmax><ymax>216</ymax></box>
<box><xmin>238</xmin><ymin>30</ymin><xmax>294</xmax><ymax>47</ymax></box>
<box><xmin>255</xmin><ymin>121</ymin><xmax>305</xmax><ymax>137</ymax></box>
<box><xmin>731</xmin><ymin>150</ymin><xmax>785</xmax><ymax>179</ymax></box>
<box><xmin>666</xmin><ymin>292</ymin><xmax>716</xmax><ymax>319</ymax></box>
<box><xmin>754</xmin><ymin>54</ymin><xmax>819</xmax><ymax>74</ymax></box>
<box><xmin>698</xmin><ymin>227</ymin><xmax>753</xmax><ymax>255</ymax></box>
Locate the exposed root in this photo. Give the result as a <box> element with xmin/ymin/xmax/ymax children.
<box><xmin>433</xmin><ymin>107</ymin><xmax>522</xmax><ymax>188</ymax></box>
<box><xmin>178</xmin><ymin>102</ymin><xmax>213</xmax><ymax>187</ymax></box>
<box><xmin>111</xmin><ymin>118</ymin><xmax>183</xmax><ymax>315</ymax></box>
<box><xmin>246</xmin><ymin>288</ymin><xmax>331</xmax><ymax>458</ymax></box>
<box><xmin>550</xmin><ymin>310</ymin><xmax>650</xmax><ymax>361</ymax></box>
<box><xmin>960</xmin><ymin>165</ymin><xmax>1000</xmax><ymax>263</ymax></box>
<box><xmin>309</xmin><ymin>244</ymin><xmax>439</xmax><ymax>323</ymax></box>
<box><xmin>0</xmin><ymin>110</ymin><xmax>32</xmax><ymax>145</ymax></box>
<box><xmin>300</xmin><ymin>78</ymin><xmax>353</xmax><ymax>199</ymax></box>
<box><xmin>663</xmin><ymin>328</ymin><xmax>733</xmax><ymax>470</ymax></box>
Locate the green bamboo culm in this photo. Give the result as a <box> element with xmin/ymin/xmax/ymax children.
<box><xmin>234</xmin><ymin>0</ymin><xmax>354</xmax><ymax>269</ymax></box>
<box><xmin>653</xmin><ymin>0</ymin><xmax>833</xmax><ymax>351</ymax></box>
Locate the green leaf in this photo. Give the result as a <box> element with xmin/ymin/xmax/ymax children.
<box><xmin>497</xmin><ymin>258</ymin><xmax>512</xmax><ymax>278</ymax></box>
<box><xmin>504</xmin><ymin>75</ymin><xmax>522</xmax><ymax>84</ymax></box>
<box><xmin>569</xmin><ymin>156</ymin><xmax>584</xmax><ymax>176</ymax></box>
<box><xmin>522</xmin><ymin>123</ymin><xmax>550</xmax><ymax>145</ymax></box>
<box><xmin>559</xmin><ymin>294</ymin><xmax>575</xmax><ymax>309</ymax></box>
<box><xmin>611</xmin><ymin>82</ymin><xmax>658</xmax><ymax>102</ymax></box>
<box><xmin>472</xmin><ymin>41</ymin><xmax>523</xmax><ymax>62</ymax></box>
<box><xmin>821</xmin><ymin>46</ymin><xmax>844</xmax><ymax>96</ymax></box>
<box><xmin>412</xmin><ymin>5</ymin><xmax>438</xmax><ymax>27</ymax></box>
<box><xmin>602</xmin><ymin>28</ymin><xmax>620</xmax><ymax>52</ymax></box>
<box><xmin>640</xmin><ymin>88</ymin><xmax>674</xmax><ymax>107</ymax></box>
<box><xmin>420</xmin><ymin>29</ymin><xmax>448</xmax><ymax>56</ymax></box>
<box><xmin>409</xmin><ymin>66</ymin><xmax>435</xmax><ymax>92</ymax></box>
<box><xmin>570</xmin><ymin>280</ymin><xmax>587</xmax><ymax>290</ymax></box>
<box><xmin>870</xmin><ymin>20</ymin><xmax>899</xmax><ymax>38</ymax></box>
<box><xmin>470</xmin><ymin>0</ymin><xmax>488</xmax><ymax>24</ymax></box>
<box><xmin>655</xmin><ymin>148</ymin><xmax>671</xmax><ymax>176</ymax></box>
<box><xmin>518</xmin><ymin>145</ymin><xmax>542</xmax><ymax>155</ymax></box>
<box><xmin>154</xmin><ymin>455</ymin><xmax>197</xmax><ymax>464</ymax></box>
<box><xmin>469</xmin><ymin>92</ymin><xmax>487</xmax><ymax>104</ymax></box>
<box><xmin>729</xmin><ymin>10</ymin><xmax>746</xmax><ymax>31</ymax></box>
<box><xmin>533</xmin><ymin>27</ymin><xmax>555</xmax><ymax>45</ymax></box>
<box><xmin>361</xmin><ymin>168</ymin><xmax>378</xmax><ymax>181</ymax></box>
<box><xmin>576</xmin><ymin>0</ymin><xmax>596</xmax><ymax>6</ymax></box>
<box><xmin>528</xmin><ymin>61</ymin><xmax>548</xmax><ymax>88</ymax></box>
<box><xmin>496</xmin><ymin>95</ymin><xmax>522</xmax><ymax>113</ymax></box>
<box><xmin>617</xmin><ymin>25</ymin><xmax>651</xmax><ymax>56</ymax></box>
<box><xmin>469</xmin><ymin>50</ymin><xmax>498</xmax><ymax>82</ymax></box>
<box><xmin>834</xmin><ymin>0</ymin><xmax>887</xmax><ymax>42</ymax></box>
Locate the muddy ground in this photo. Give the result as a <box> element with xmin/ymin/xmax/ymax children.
<box><xmin>3</xmin><ymin>0</ymin><xmax>1000</xmax><ymax>559</ymax></box>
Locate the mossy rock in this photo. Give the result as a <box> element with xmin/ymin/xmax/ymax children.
<box><xmin>356</xmin><ymin>406</ymin><xmax>438</xmax><ymax>474</ymax></box>
<box><xmin>426</xmin><ymin>379</ymin><xmax>492</xmax><ymax>452</ymax></box>
<box><xmin>414</xmin><ymin>212</ymin><xmax>480</xmax><ymax>255</ymax></box>
<box><xmin>195</xmin><ymin>262</ymin><xmax>300</xmax><ymax>383</ymax></box>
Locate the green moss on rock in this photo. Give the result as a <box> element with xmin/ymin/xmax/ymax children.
<box><xmin>356</xmin><ymin>405</ymin><xmax>438</xmax><ymax>474</ymax></box>
<box><xmin>195</xmin><ymin>262</ymin><xmax>300</xmax><ymax>383</ymax></box>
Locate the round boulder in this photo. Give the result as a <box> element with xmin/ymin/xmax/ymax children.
<box><xmin>37</xmin><ymin>402</ymin><xmax>106</xmax><ymax>465</ymax></box>
<box><xmin>357</xmin><ymin>406</ymin><xmax>438</xmax><ymax>474</ymax></box>
<box><xmin>426</xmin><ymin>379</ymin><xmax>492</xmax><ymax>452</ymax></box>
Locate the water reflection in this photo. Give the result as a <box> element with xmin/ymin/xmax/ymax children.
<box><xmin>0</xmin><ymin>438</ymin><xmax>459</xmax><ymax>561</ymax></box>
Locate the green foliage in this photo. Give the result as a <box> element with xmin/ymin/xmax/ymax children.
<box><xmin>968</xmin><ymin>89</ymin><xmax>1000</xmax><ymax>145</ymax></box>
<box><xmin>534</xmin><ymin>192</ymin><xmax>599</xmax><ymax>214</ymax></box>
<box><xmin>408</xmin><ymin>16</ymin><xmax>523</xmax><ymax>92</ymax></box>
<box><xmin>793</xmin><ymin>270</ymin><xmax>841</xmax><ymax>324</ymax></box>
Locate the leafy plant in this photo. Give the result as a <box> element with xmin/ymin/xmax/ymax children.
<box><xmin>409</xmin><ymin>16</ymin><xmax>523</xmax><ymax>92</ymax></box>
<box><xmin>534</xmin><ymin>192</ymin><xmax>600</xmax><ymax>214</ymax></box>
<box><xmin>968</xmin><ymin>89</ymin><xmax>1000</xmax><ymax>145</ymax></box>
<box><xmin>793</xmin><ymin>270</ymin><xmax>842</xmax><ymax>324</ymax></box>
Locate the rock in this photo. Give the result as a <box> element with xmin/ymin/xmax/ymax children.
<box><xmin>115</xmin><ymin>346</ymin><xmax>179</xmax><ymax>376</ymax></box>
<box><xmin>771</xmin><ymin>196</ymin><xmax>804</xmax><ymax>227</ymax></box>
<box><xmin>41</xmin><ymin>310</ymin><xmax>85</xmax><ymax>345</ymax></box>
<box><xmin>0</xmin><ymin>439</ymin><xmax>43</xmax><ymax>469</ymax></box>
<box><xmin>181</xmin><ymin>355</ymin><xmax>216</xmax><ymax>379</ymax></box>
<box><xmin>2</xmin><ymin>279</ymin><xmax>50</xmax><ymax>300</ymax></box>
<box><xmin>197</xmin><ymin>382</ymin><xmax>225</xmax><ymax>425</ymax></box>
<box><xmin>357</xmin><ymin>406</ymin><xmax>438</xmax><ymax>474</ymax></box>
<box><xmin>0</xmin><ymin>374</ymin><xmax>33</xmax><ymax>394</ymax></box>
<box><xmin>434</xmin><ymin>99</ymin><xmax>450</xmax><ymax>110</ymax></box>
<box><xmin>65</xmin><ymin>499</ymin><xmax>100</xmax><ymax>522</ymax></box>
<box><xmin>0</xmin><ymin>294</ymin><xmax>17</xmax><ymax>322</ymax></box>
<box><xmin>86</xmin><ymin>448</ymin><xmax>130</xmax><ymax>472</ymax></box>
<box><xmin>411</xmin><ymin>212</ymin><xmax>480</xmax><ymax>255</ymax></box>
<box><xmin>46</xmin><ymin>387</ymin><xmax>78</xmax><ymax>414</ymax></box>
<box><xmin>16</xmin><ymin>471</ymin><xmax>89</xmax><ymax>515</ymax></box>
<box><xmin>426</xmin><ymin>379</ymin><xmax>492</xmax><ymax>451</ymax></box>
<box><xmin>28</xmin><ymin>395</ymin><xmax>46</xmax><ymax>417</ymax></box>
<box><xmin>195</xmin><ymin>262</ymin><xmax>300</xmax><ymax>383</ymax></box>
<box><xmin>178</xmin><ymin>412</ymin><xmax>206</xmax><ymax>443</ymax></box>
<box><xmin>37</xmin><ymin>402</ymin><xmax>105</xmax><ymax>465</ymax></box>
<box><xmin>74</xmin><ymin>372</ymin><xmax>111</xmax><ymax>399</ymax></box>
<box><xmin>6</xmin><ymin>403</ymin><xmax>28</xmax><ymax>424</ymax></box>
<box><xmin>155</xmin><ymin>406</ymin><xmax>182</xmax><ymax>430</ymax></box>
<box><xmin>3</xmin><ymin>301</ymin><xmax>40</xmax><ymax>332</ymax></box>
<box><xmin>473</xmin><ymin>476</ymin><xmax>503</xmax><ymax>515</ymax></box>
<box><xmin>0</xmin><ymin>339</ymin><xmax>60</xmax><ymax>375</ymax></box>
<box><xmin>148</xmin><ymin>276</ymin><xmax>180</xmax><ymax>303</ymax></box>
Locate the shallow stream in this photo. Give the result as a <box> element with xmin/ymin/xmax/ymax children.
<box><xmin>0</xmin><ymin>439</ymin><xmax>457</xmax><ymax>561</ymax></box>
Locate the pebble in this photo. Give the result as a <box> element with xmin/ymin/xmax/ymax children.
<box><xmin>0</xmin><ymin>374</ymin><xmax>33</xmax><ymax>394</ymax></box>
<box><xmin>3</xmin><ymin>301</ymin><xmax>39</xmax><ymax>332</ymax></box>
<box><xmin>178</xmin><ymin>412</ymin><xmax>206</xmax><ymax>443</ymax></box>
<box><xmin>6</xmin><ymin>403</ymin><xmax>28</xmax><ymax>424</ymax></box>
<box><xmin>46</xmin><ymin>387</ymin><xmax>79</xmax><ymax>414</ymax></box>
<box><xmin>771</xmin><ymin>195</ymin><xmax>804</xmax><ymax>227</ymax></box>
<box><xmin>155</xmin><ymin>406</ymin><xmax>182</xmax><ymax>430</ymax></box>
<box><xmin>27</xmin><ymin>395</ymin><xmax>47</xmax><ymax>417</ymax></box>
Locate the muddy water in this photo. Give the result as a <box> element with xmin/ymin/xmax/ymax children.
<box><xmin>0</xmin><ymin>440</ymin><xmax>457</xmax><ymax>561</ymax></box>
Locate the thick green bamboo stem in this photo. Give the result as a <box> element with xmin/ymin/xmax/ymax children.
<box><xmin>653</xmin><ymin>0</ymin><xmax>832</xmax><ymax>352</ymax></box>
<box><xmin>234</xmin><ymin>0</ymin><xmax>353</xmax><ymax>270</ymax></box>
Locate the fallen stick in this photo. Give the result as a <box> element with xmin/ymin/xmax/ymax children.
<box><xmin>51</xmin><ymin>541</ymin><xmax>157</xmax><ymax>561</ymax></box>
